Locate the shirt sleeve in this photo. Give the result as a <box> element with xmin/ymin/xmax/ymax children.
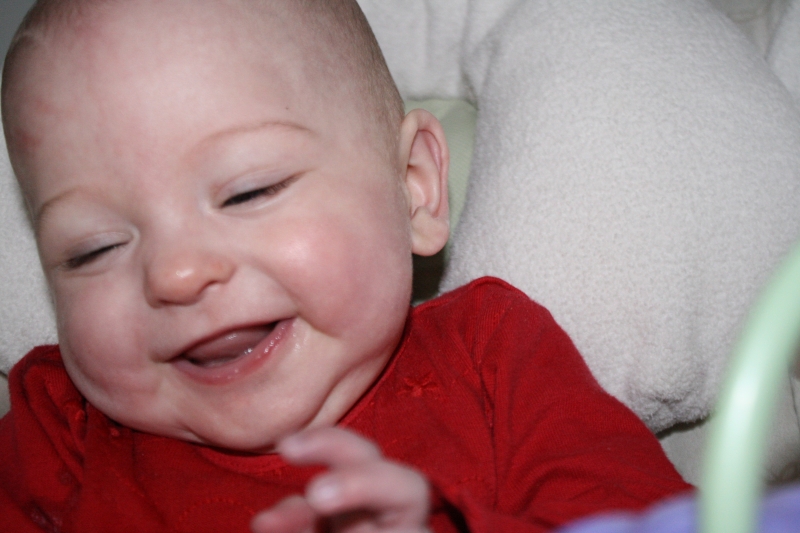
<box><xmin>431</xmin><ymin>280</ymin><xmax>693</xmax><ymax>532</ymax></box>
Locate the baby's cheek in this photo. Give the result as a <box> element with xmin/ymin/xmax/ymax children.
<box><xmin>292</xmin><ymin>218</ymin><xmax>407</xmax><ymax>330</ymax></box>
<box><xmin>280</xmin><ymin>228</ymin><xmax>362</xmax><ymax>319</ymax></box>
<box><xmin>56</xmin><ymin>282</ymin><xmax>150</xmax><ymax>390</ymax></box>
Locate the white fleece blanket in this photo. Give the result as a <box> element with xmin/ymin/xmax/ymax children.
<box><xmin>2</xmin><ymin>0</ymin><xmax>800</xmax><ymax>481</ymax></box>
<box><xmin>770</xmin><ymin>0</ymin><xmax>800</xmax><ymax>107</ymax></box>
<box><xmin>0</xmin><ymin>128</ymin><xmax>58</xmax><ymax>371</ymax></box>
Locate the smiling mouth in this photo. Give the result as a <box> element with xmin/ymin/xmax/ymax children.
<box><xmin>181</xmin><ymin>323</ymin><xmax>278</xmax><ymax>368</ymax></box>
<box><xmin>172</xmin><ymin>320</ymin><xmax>291</xmax><ymax>385</ymax></box>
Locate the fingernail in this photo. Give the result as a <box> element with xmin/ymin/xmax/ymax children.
<box><xmin>278</xmin><ymin>433</ymin><xmax>306</xmax><ymax>455</ymax></box>
<box><xmin>308</xmin><ymin>479</ymin><xmax>340</xmax><ymax>508</ymax></box>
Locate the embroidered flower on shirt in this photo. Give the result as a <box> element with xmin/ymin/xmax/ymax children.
<box><xmin>400</xmin><ymin>373</ymin><xmax>440</xmax><ymax>398</ymax></box>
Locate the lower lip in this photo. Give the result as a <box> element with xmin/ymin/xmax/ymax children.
<box><xmin>172</xmin><ymin>319</ymin><xmax>292</xmax><ymax>385</ymax></box>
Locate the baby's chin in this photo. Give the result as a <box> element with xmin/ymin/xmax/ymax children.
<box><xmin>100</xmin><ymin>406</ymin><xmax>286</xmax><ymax>454</ymax></box>
<box><xmin>197</xmin><ymin>439</ymin><xmax>279</xmax><ymax>457</ymax></box>
<box><xmin>192</xmin><ymin>429</ymin><xmax>284</xmax><ymax>455</ymax></box>
<box><xmin>87</xmin><ymin>392</ymin><xmax>282</xmax><ymax>454</ymax></box>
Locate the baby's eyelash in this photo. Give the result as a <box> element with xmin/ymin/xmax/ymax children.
<box><xmin>63</xmin><ymin>244</ymin><xmax>122</xmax><ymax>270</ymax></box>
<box><xmin>222</xmin><ymin>179</ymin><xmax>293</xmax><ymax>207</ymax></box>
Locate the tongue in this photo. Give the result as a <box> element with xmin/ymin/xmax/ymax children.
<box><xmin>184</xmin><ymin>325</ymin><xmax>274</xmax><ymax>367</ymax></box>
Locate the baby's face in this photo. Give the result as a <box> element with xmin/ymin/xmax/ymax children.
<box><xmin>8</xmin><ymin>3</ymin><xmax>421</xmax><ymax>451</ymax></box>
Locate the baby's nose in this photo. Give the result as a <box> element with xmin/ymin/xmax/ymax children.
<box><xmin>144</xmin><ymin>247</ymin><xmax>235</xmax><ymax>307</ymax></box>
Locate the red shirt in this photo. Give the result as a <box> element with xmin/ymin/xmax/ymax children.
<box><xmin>0</xmin><ymin>277</ymin><xmax>690</xmax><ymax>532</ymax></box>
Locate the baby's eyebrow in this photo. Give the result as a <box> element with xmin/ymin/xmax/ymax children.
<box><xmin>196</xmin><ymin>120</ymin><xmax>314</xmax><ymax>148</ymax></box>
<box><xmin>189</xmin><ymin>120</ymin><xmax>317</xmax><ymax>176</ymax></box>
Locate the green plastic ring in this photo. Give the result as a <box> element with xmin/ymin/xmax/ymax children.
<box><xmin>701</xmin><ymin>242</ymin><xmax>800</xmax><ymax>533</ymax></box>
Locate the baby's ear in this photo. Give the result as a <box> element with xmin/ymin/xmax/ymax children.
<box><xmin>398</xmin><ymin>108</ymin><xmax>450</xmax><ymax>257</ymax></box>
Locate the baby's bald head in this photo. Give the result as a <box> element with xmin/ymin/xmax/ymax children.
<box><xmin>2</xmin><ymin>0</ymin><xmax>405</xmax><ymax>178</ymax></box>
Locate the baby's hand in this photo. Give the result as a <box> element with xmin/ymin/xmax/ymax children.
<box><xmin>251</xmin><ymin>427</ymin><xmax>431</xmax><ymax>533</ymax></box>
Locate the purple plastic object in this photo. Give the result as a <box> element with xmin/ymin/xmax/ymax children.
<box><xmin>556</xmin><ymin>484</ymin><xmax>800</xmax><ymax>533</ymax></box>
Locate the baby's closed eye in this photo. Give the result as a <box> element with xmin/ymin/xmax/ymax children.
<box><xmin>221</xmin><ymin>177</ymin><xmax>295</xmax><ymax>208</ymax></box>
<box><xmin>63</xmin><ymin>242</ymin><xmax>126</xmax><ymax>270</ymax></box>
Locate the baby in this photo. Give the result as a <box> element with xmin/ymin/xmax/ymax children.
<box><xmin>0</xmin><ymin>0</ymin><xmax>691</xmax><ymax>532</ymax></box>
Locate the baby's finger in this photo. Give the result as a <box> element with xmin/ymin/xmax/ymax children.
<box><xmin>278</xmin><ymin>426</ymin><xmax>381</xmax><ymax>467</ymax></box>
<box><xmin>305</xmin><ymin>460</ymin><xmax>430</xmax><ymax>526</ymax></box>
<box><xmin>251</xmin><ymin>495</ymin><xmax>316</xmax><ymax>533</ymax></box>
